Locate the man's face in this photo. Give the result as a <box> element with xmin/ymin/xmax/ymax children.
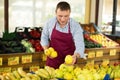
<box><xmin>56</xmin><ymin>8</ymin><xmax>70</xmax><ymax>26</ymax></box>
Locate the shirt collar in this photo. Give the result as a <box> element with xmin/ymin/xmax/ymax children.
<box><xmin>55</xmin><ymin>17</ymin><xmax>70</xmax><ymax>28</ymax></box>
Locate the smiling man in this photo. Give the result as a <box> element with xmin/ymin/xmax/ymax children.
<box><xmin>40</xmin><ymin>1</ymin><xmax>85</xmax><ymax>69</ymax></box>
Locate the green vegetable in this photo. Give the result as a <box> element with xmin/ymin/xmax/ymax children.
<box><xmin>84</xmin><ymin>39</ymin><xmax>102</xmax><ymax>48</ymax></box>
<box><xmin>2</xmin><ymin>32</ymin><xmax>16</xmax><ymax>40</ymax></box>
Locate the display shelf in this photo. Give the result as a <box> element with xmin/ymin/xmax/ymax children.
<box><xmin>0</xmin><ymin>52</ymin><xmax>45</xmax><ymax>72</ymax></box>
<box><xmin>0</xmin><ymin>47</ymin><xmax>120</xmax><ymax>72</ymax></box>
<box><xmin>76</xmin><ymin>47</ymin><xmax>120</xmax><ymax>67</ymax></box>
<box><xmin>80</xmin><ymin>23</ymin><xmax>100</xmax><ymax>34</ymax></box>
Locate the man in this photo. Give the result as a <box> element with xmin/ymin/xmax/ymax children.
<box><xmin>40</xmin><ymin>1</ymin><xmax>85</xmax><ymax>69</ymax></box>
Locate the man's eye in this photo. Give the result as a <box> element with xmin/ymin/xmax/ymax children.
<box><xmin>65</xmin><ymin>16</ymin><xmax>68</xmax><ymax>17</ymax></box>
<box><xmin>59</xmin><ymin>16</ymin><xmax>62</xmax><ymax>17</ymax></box>
<box><xmin>61</xmin><ymin>15</ymin><xmax>68</xmax><ymax>18</ymax></box>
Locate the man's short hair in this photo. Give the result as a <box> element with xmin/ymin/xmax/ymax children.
<box><xmin>56</xmin><ymin>1</ymin><xmax>71</xmax><ymax>12</ymax></box>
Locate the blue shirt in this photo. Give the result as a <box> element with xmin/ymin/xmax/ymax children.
<box><xmin>40</xmin><ymin>17</ymin><xmax>85</xmax><ymax>58</ymax></box>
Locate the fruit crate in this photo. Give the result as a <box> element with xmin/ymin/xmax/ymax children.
<box><xmin>80</xmin><ymin>23</ymin><xmax>100</xmax><ymax>34</ymax></box>
<box><xmin>84</xmin><ymin>33</ymin><xmax>120</xmax><ymax>48</ymax></box>
<box><xmin>0</xmin><ymin>52</ymin><xmax>45</xmax><ymax>73</ymax></box>
<box><xmin>81</xmin><ymin>23</ymin><xmax>120</xmax><ymax>48</ymax></box>
<box><xmin>76</xmin><ymin>47</ymin><xmax>120</xmax><ymax>68</ymax></box>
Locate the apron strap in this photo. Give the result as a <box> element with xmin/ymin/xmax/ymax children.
<box><xmin>54</xmin><ymin>21</ymin><xmax>71</xmax><ymax>33</ymax></box>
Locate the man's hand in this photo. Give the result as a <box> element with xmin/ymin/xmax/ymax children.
<box><xmin>72</xmin><ymin>53</ymin><xmax>88</xmax><ymax>64</ymax></box>
<box><xmin>72</xmin><ymin>53</ymin><xmax>80</xmax><ymax>64</ymax></box>
<box><xmin>83</xmin><ymin>54</ymin><xmax>88</xmax><ymax>59</ymax></box>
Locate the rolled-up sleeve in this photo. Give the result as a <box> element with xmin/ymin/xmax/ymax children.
<box><xmin>40</xmin><ymin>23</ymin><xmax>49</xmax><ymax>46</ymax></box>
<box><xmin>72</xmin><ymin>23</ymin><xmax>85</xmax><ymax>58</ymax></box>
<box><xmin>40</xmin><ymin>17</ymin><xmax>56</xmax><ymax>47</ymax></box>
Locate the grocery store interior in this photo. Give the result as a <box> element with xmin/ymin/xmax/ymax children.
<box><xmin>0</xmin><ymin>0</ymin><xmax>120</xmax><ymax>34</ymax></box>
<box><xmin>0</xmin><ymin>0</ymin><xmax>120</xmax><ymax>80</ymax></box>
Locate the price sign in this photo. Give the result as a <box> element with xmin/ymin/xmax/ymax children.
<box><xmin>42</xmin><ymin>54</ymin><xmax>47</xmax><ymax>61</ymax></box>
<box><xmin>8</xmin><ymin>57</ymin><xmax>19</xmax><ymax>65</ymax></box>
<box><xmin>0</xmin><ymin>67</ymin><xmax>12</xmax><ymax>73</ymax></box>
<box><xmin>22</xmin><ymin>55</ymin><xmax>32</xmax><ymax>64</ymax></box>
<box><xmin>4</xmin><ymin>67</ymin><xmax>11</xmax><ymax>73</ymax></box>
<box><xmin>110</xmin><ymin>49</ymin><xmax>116</xmax><ymax>56</ymax></box>
<box><xmin>87</xmin><ymin>60</ymin><xmax>94</xmax><ymax>65</ymax></box>
<box><xmin>88</xmin><ymin>51</ymin><xmax>95</xmax><ymax>58</ymax></box>
<box><xmin>86</xmin><ymin>60</ymin><xmax>95</xmax><ymax>69</ymax></box>
<box><xmin>102</xmin><ymin>59</ymin><xmax>109</xmax><ymax>67</ymax></box>
<box><xmin>0</xmin><ymin>68</ymin><xmax>3</xmax><ymax>73</ymax></box>
<box><xmin>0</xmin><ymin>58</ymin><xmax>3</xmax><ymax>66</ymax></box>
<box><xmin>96</xmin><ymin>50</ymin><xmax>103</xmax><ymax>57</ymax></box>
<box><xmin>30</xmin><ymin>66</ymin><xmax>40</xmax><ymax>72</ymax></box>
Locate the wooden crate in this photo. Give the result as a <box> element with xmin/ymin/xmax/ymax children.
<box><xmin>0</xmin><ymin>52</ymin><xmax>45</xmax><ymax>72</ymax></box>
<box><xmin>80</xmin><ymin>23</ymin><xmax>100</xmax><ymax>33</ymax></box>
<box><xmin>76</xmin><ymin>47</ymin><xmax>120</xmax><ymax>67</ymax></box>
<box><xmin>0</xmin><ymin>47</ymin><xmax>120</xmax><ymax>72</ymax></box>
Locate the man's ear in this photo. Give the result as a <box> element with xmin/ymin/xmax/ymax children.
<box><xmin>55</xmin><ymin>11</ymin><xmax>57</xmax><ymax>16</ymax></box>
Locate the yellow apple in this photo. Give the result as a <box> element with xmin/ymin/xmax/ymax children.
<box><xmin>67</xmin><ymin>65</ymin><xmax>74</xmax><ymax>72</ymax></box>
<box><xmin>114</xmin><ymin>78</ymin><xmax>120</xmax><ymax>80</ymax></box>
<box><xmin>74</xmin><ymin>67</ymin><xmax>81</xmax><ymax>76</ymax></box>
<box><xmin>48</xmin><ymin>47</ymin><xmax>55</xmax><ymax>52</ymax></box>
<box><xmin>55</xmin><ymin>69</ymin><xmax>63</xmax><ymax>78</ymax></box>
<box><xmin>59</xmin><ymin>63</ymin><xmax>69</xmax><ymax>72</ymax></box>
<box><xmin>101</xmin><ymin>60</ymin><xmax>109</xmax><ymax>68</ymax></box>
<box><xmin>65</xmin><ymin>55</ymin><xmax>73</xmax><ymax>65</ymax></box>
<box><xmin>77</xmin><ymin>74</ymin><xmax>86</xmax><ymax>80</ymax></box>
<box><xmin>44</xmin><ymin>49</ymin><xmax>51</xmax><ymax>56</ymax></box>
<box><xmin>93</xmin><ymin>73</ymin><xmax>101</xmax><ymax>80</ymax></box>
<box><xmin>64</xmin><ymin>72</ymin><xmax>73</xmax><ymax>80</ymax></box>
<box><xmin>50</xmin><ymin>51</ymin><xmax>58</xmax><ymax>58</ymax></box>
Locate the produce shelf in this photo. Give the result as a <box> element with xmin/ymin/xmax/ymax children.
<box><xmin>0</xmin><ymin>52</ymin><xmax>45</xmax><ymax>72</ymax></box>
<box><xmin>76</xmin><ymin>47</ymin><xmax>120</xmax><ymax>68</ymax></box>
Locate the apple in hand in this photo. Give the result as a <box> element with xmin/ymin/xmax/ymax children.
<box><xmin>65</xmin><ymin>55</ymin><xmax>73</xmax><ymax>65</ymax></box>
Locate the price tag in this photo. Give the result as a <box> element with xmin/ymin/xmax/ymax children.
<box><xmin>96</xmin><ymin>50</ymin><xmax>103</xmax><ymax>57</ymax></box>
<box><xmin>3</xmin><ymin>67</ymin><xmax>11</xmax><ymax>73</ymax></box>
<box><xmin>42</xmin><ymin>54</ymin><xmax>47</xmax><ymax>61</ymax></box>
<box><xmin>0</xmin><ymin>58</ymin><xmax>3</xmax><ymax>66</ymax></box>
<box><xmin>0</xmin><ymin>68</ymin><xmax>4</xmax><ymax>73</ymax></box>
<box><xmin>101</xmin><ymin>59</ymin><xmax>109</xmax><ymax>67</ymax></box>
<box><xmin>88</xmin><ymin>51</ymin><xmax>95</xmax><ymax>58</ymax></box>
<box><xmin>8</xmin><ymin>57</ymin><xmax>19</xmax><ymax>65</ymax></box>
<box><xmin>22</xmin><ymin>55</ymin><xmax>32</xmax><ymax>64</ymax></box>
<box><xmin>86</xmin><ymin>60</ymin><xmax>95</xmax><ymax>69</ymax></box>
<box><xmin>30</xmin><ymin>66</ymin><xmax>40</xmax><ymax>72</ymax></box>
<box><xmin>87</xmin><ymin>60</ymin><xmax>94</xmax><ymax>65</ymax></box>
<box><xmin>110</xmin><ymin>49</ymin><xmax>116</xmax><ymax>56</ymax></box>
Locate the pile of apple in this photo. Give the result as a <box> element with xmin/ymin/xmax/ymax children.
<box><xmin>89</xmin><ymin>33</ymin><xmax>119</xmax><ymax>47</ymax></box>
<box><xmin>55</xmin><ymin>57</ymin><xmax>120</xmax><ymax>80</ymax></box>
<box><xmin>1</xmin><ymin>61</ymin><xmax>120</xmax><ymax>80</ymax></box>
<box><xmin>41</xmin><ymin>50</ymin><xmax>120</xmax><ymax>80</ymax></box>
<box><xmin>44</xmin><ymin>47</ymin><xmax>58</xmax><ymax>59</ymax></box>
<box><xmin>0</xmin><ymin>47</ymin><xmax>120</xmax><ymax>80</ymax></box>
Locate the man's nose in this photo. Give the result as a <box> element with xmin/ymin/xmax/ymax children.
<box><xmin>61</xmin><ymin>17</ymin><xmax>65</xmax><ymax>21</ymax></box>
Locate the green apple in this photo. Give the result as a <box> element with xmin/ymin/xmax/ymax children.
<box><xmin>93</xmin><ymin>73</ymin><xmax>101</xmax><ymax>80</ymax></box>
<box><xmin>77</xmin><ymin>74</ymin><xmax>86</xmax><ymax>80</ymax></box>
<box><xmin>64</xmin><ymin>72</ymin><xmax>73</xmax><ymax>80</ymax></box>
<box><xmin>66</xmin><ymin>65</ymin><xmax>74</xmax><ymax>72</ymax></box>
<box><xmin>59</xmin><ymin>64</ymin><xmax>67</xmax><ymax>72</ymax></box>
<box><xmin>55</xmin><ymin>69</ymin><xmax>63</xmax><ymax>78</ymax></box>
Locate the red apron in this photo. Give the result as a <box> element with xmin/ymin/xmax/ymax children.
<box><xmin>46</xmin><ymin>22</ymin><xmax>75</xmax><ymax>69</ymax></box>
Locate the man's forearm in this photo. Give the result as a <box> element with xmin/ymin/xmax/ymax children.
<box><xmin>42</xmin><ymin>45</ymin><xmax>49</xmax><ymax>50</ymax></box>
